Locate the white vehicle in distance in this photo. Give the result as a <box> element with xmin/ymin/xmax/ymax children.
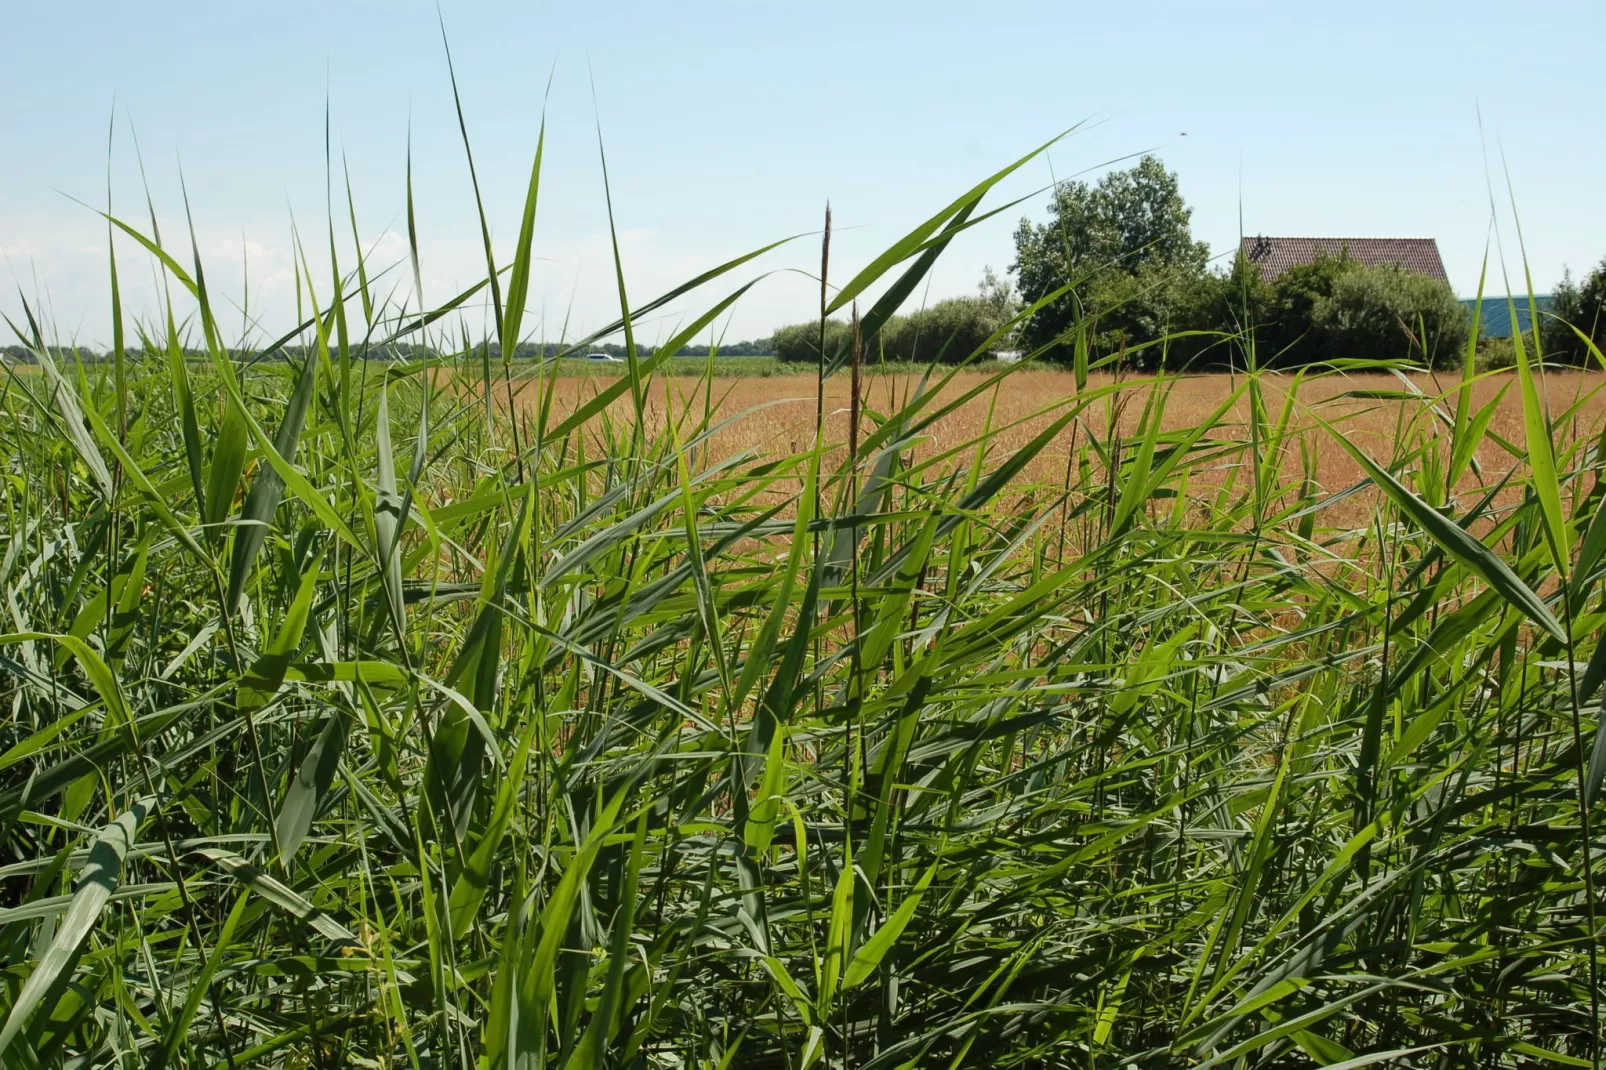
<box><xmin>585</xmin><ymin>352</ymin><xmax>623</xmax><ymax>363</ymax></box>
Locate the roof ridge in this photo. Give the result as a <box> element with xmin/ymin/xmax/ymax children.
<box><xmin>1239</xmin><ymin>235</ymin><xmax>1440</xmax><ymax>241</ymax></box>
<box><xmin>1240</xmin><ymin>236</ymin><xmax>1450</xmax><ymax>286</ymax></box>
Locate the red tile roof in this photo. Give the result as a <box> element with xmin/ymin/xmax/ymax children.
<box><xmin>1240</xmin><ymin>236</ymin><xmax>1449</xmax><ymax>286</ymax></box>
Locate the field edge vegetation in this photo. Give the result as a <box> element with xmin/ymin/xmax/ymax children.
<box><xmin>4</xmin><ymin>119</ymin><xmax>1606</xmax><ymax>1070</ymax></box>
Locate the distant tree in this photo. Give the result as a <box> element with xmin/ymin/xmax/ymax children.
<box><xmin>977</xmin><ymin>266</ymin><xmax>1020</xmax><ymax>329</ymax></box>
<box><xmin>674</xmin><ymin>340</ymin><xmax>768</xmax><ymax>357</ymax></box>
<box><xmin>774</xmin><ymin>320</ymin><xmax>853</xmax><ymax>364</ymax></box>
<box><xmin>887</xmin><ymin>296</ymin><xmax>1013</xmax><ymax>363</ymax></box>
<box><xmin>1010</xmin><ymin>155</ymin><xmax>1209</xmax><ymax>358</ymax></box>
<box><xmin>1068</xmin><ymin>263</ymin><xmax>1218</xmax><ymax>368</ymax></box>
<box><xmin>772</xmin><ymin>296</ymin><xmax>1013</xmax><ymax>367</ymax></box>
<box><xmin>1544</xmin><ymin>259</ymin><xmax>1606</xmax><ymax>366</ymax></box>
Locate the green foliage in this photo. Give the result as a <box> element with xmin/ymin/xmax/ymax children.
<box><xmin>976</xmin><ymin>264</ymin><xmax>1020</xmax><ymax>326</ymax></box>
<box><xmin>1075</xmin><ymin>261</ymin><xmax>1228</xmax><ymax>367</ymax></box>
<box><xmin>774</xmin><ymin>295</ymin><xmax>1012</xmax><ymax>365</ymax></box>
<box><xmin>1009</xmin><ymin>159</ymin><xmax>1474</xmax><ymax>371</ymax></box>
<box><xmin>525</xmin><ymin>355</ymin><xmax>795</xmax><ymax>377</ymax></box>
<box><xmin>1194</xmin><ymin>253</ymin><xmax>1271</xmax><ymax>362</ymax></box>
<box><xmin>546</xmin><ymin>337</ymin><xmax>775</xmax><ymax>359</ymax></box>
<box><xmin>1545</xmin><ymin>259</ymin><xmax>1606</xmax><ymax>365</ymax></box>
<box><xmin>7</xmin><ymin>130</ymin><xmax>1606</xmax><ymax>1070</ymax></box>
<box><xmin>1011</xmin><ymin>154</ymin><xmax>1209</xmax><ymax>356</ymax></box>
<box><xmin>1475</xmin><ymin>332</ymin><xmax>1534</xmax><ymax>370</ymax></box>
<box><xmin>888</xmin><ymin>295</ymin><xmax>1013</xmax><ymax>362</ymax></box>
<box><xmin>773</xmin><ymin>317</ymin><xmax>853</xmax><ymax>364</ymax></box>
<box><xmin>1256</xmin><ymin>252</ymin><xmax>1352</xmax><ymax>362</ymax></box>
<box><xmin>0</xmin><ymin>338</ymin><xmax>779</xmax><ymax>365</ymax></box>
<box><xmin>1307</xmin><ymin>262</ymin><xmax>1470</xmax><ymax>367</ymax></box>
<box><xmin>1211</xmin><ymin>253</ymin><xmax>1470</xmax><ymax>369</ymax></box>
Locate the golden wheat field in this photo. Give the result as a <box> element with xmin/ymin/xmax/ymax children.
<box><xmin>513</xmin><ymin>367</ymin><xmax>1606</xmax><ymax>530</ymax></box>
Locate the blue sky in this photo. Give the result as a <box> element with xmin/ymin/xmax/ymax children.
<box><xmin>3</xmin><ymin>0</ymin><xmax>1603</xmax><ymax>349</ymax></box>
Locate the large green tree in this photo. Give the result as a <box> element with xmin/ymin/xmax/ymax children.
<box><xmin>1010</xmin><ymin>155</ymin><xmax>1209</xmax><ymax>357</ymax></box>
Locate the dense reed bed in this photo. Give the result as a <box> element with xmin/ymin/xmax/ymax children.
<box><xmin>4</xmin><ymin>125</ymin><xmax>1606</xmax><ymax>1069</ymax></box>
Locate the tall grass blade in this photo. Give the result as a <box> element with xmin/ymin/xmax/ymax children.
<box><xmin>0</xmin><ymin>797</ymin><xmax>151</xmax><ymax>1055</ymax></box>
<box><xmin>1318</xmin><ymin>414</ymin><xmax>1566</xmax><ymax>641</ymax></box>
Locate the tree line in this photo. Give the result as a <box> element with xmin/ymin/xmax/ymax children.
<box><xmin>773</xmin><ymin>155</ymin><xmax>1606</xmax><ymax>371</ymax></box>
<box><xmin>0</xmin><ymin>338</ymin><xmax>778</xmax><ymax>365</ymax></box>
<box><xmin>13</xmin><ymin>158</ymin><xmax>1605</xmax><ymax>372</ymax></box>
<box><xmin>772</xmin><ymin>270</ymin><xmax>1018</xmax><ymax>366</ymax></box>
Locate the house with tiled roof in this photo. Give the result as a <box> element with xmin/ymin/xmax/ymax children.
<box><xmin>1240</xmin><ymin>236</ymin><xmax>1450</xmax><ymax>287</ymax></box>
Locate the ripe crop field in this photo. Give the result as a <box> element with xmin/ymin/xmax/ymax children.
<box><xmin>534</xmin><ymin>367</ymin><xmax>1606</xmax><ymax>530</ymax></box>
<box><xmin>6</xmin><ymin>130</ymin><xmax>1606</xmax><ymax>1069</ymax></box>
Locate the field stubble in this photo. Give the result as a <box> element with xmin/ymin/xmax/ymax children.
<box><xmin>529</xmin><ymin>366</ymin><xmax>1606</xmax><ymax>532</ymax></box>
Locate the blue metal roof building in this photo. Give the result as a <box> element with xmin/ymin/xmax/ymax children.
<box><xmin>1461</xmin><ymin>295</ymin><xmax>1554</xmax><ymax>338</ymax></box>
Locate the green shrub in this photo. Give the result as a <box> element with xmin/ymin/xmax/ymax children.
<box><xmin>1077</xmin><ymin>262</ymin><xmax>1237</xmax><ymax>369</ymax></box>
<box><xmin>885</xmin><ymin>296</ymin><xmax>1009</xmax><ymax>363</ymax></box>
<box><xmin>1309</xmin><ymin>263</ymin><xmax>1469</xmax><ymax>367</ymax></box>
<box><xmin>773</xmin><ymin>296</ymin><xmax>1010</xmax><ymax>366</ymax></box>
<box><xmin>773</xmin><ymin>319</ymin><xmax>853</xmax><ymax>364</ymax></box>
<box><xmin>1234</xmin><ymin>252</ymin><xmax>1468</xmax><ymax>368</ymax></box>
<box><xmin>1477</xmin><ymin>335</ymin><xmax>1517</xmax><ymax>370</ymax></box>
<box><xmin>1476</xmin><ymin>330</ymin><xmax>1546</xmax><ymax>371</ymax></box>
<box><xmin>1259</xmin><ymin>253</ymin><xmax>1352</xmax><ymax>365</ymax></box>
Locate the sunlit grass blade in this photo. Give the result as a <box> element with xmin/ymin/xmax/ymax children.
<box><xmin>1315</xmin><ymin>412</ymin><xmax>1566</xmax><ymax>641</ymax></box>
<box><xmin>226</xmin><ymin>354</ymin><xmax>319</xmax><ymax>611</ymax></box>
<box><xmin>827</xmin><ymin>126</ymin><xmax>1078</xmax><ymax>314</ymax></box>
<box><xmin>0</xmin><ymin>797</ymin><xmax>151</xmax><ymax>1055</ymax></box>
